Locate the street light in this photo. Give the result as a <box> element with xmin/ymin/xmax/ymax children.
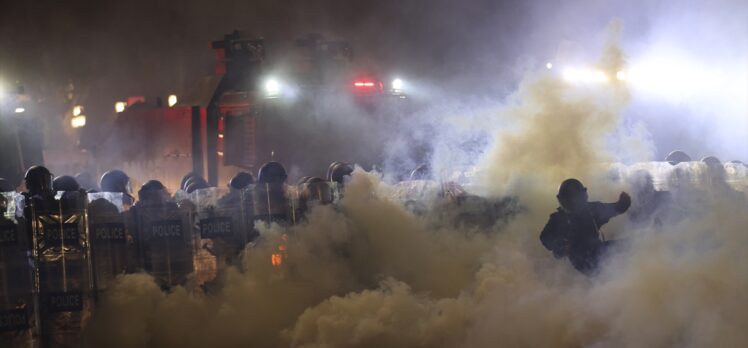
<box><xmin>168</xmin><ymin>94</ymin><xmax>177</xmax><ymax>107</ymax></box>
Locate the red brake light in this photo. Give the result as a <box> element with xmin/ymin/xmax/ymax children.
<box><xmin>354</xmin><ymin>81</ymin><xmax>375</xmax><ymax>87</ymax></box>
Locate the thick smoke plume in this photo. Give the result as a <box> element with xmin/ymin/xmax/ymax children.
<box><xmin>83</xmin><ymin>27</ymin><xmax>747</xmax><ymax>348</ymax></box>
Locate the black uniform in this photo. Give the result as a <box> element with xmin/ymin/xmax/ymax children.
<box><xmin>540</xmin><ymin>201</ymin><xmax>625</xmax><ymax>275</ymax></box>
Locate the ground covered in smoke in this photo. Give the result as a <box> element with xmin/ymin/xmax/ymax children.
<box><xmin>83</xmin><ymin>35</ymin><xmax>747</xmax><ymax>347</ymax></box>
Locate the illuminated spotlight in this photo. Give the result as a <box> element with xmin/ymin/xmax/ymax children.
<box><xmin>546</xmin><ymin>62</ymin><xmax>553</xmax><ymax>69</ymax></box>
<box><xmin>115</xmin><ymin>101</ymin><xmax>126</xmax><ymax>113</ymax></box>
<box><xmin>592</xmin><ymin>69</ymin><xmax>609</xmax><ymax>83</ymax></box>
<box><xmin>167</xmin><ymin>94</ymin><xmax>178</xmax><ymax>107</ymax></box>
<box><xmin>616</xmin><ymin>70</ymin><xmax>626</xmax><ymax>81</ymax></box>
<box><xmin>562</xmin><ymin>67</ymin><xmax>579</xmax><ymax>82</ymax></box>
<box><xmin>71</xmin><ymin>115</ymin><xmax>86</xmax><ymax>128</ymax></box>
<box><xmin>73</xmin><ymin>105</ymin><xmax>82</xmax><ymax>116</ymax></box>
<box><xmin>265</xmin><ymin>78</ymin><xmax>280</xmax><ymax>96</ymax></box>
<box><xmin>14</xmin><ymin>107</ymin><xmax>25</xmax><ymax>113</ymax></box>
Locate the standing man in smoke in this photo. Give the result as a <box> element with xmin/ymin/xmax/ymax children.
<box><xmin>540</xmin><ymin>179</ymin><xmax>631</xmax><ymax>275</ymax></box>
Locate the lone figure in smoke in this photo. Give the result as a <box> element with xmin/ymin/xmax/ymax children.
<box><xmin>540</xmin><ymin>179</ymin><xmax>631</xmax><ymax>275</ymax></box>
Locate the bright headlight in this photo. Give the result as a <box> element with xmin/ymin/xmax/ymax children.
<box><xmin>392</xmin><ymin>78</ymin><xmax>404</xmax><ymax>90</ymax></box>
<box><xmin>265</xmin><ymin>79</ymin><xmax>281</xmax><ymax>96</ymax></box>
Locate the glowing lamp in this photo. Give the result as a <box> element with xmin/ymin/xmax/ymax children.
<box><xmin>167</xmin><ymin>94</ymin><xmax>178</xmax><ymax>107</ymax></box>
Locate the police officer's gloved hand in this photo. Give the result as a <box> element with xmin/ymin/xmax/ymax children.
<box><xmin>616</xmin><ymin>191</ymin><xmax>632</xmax><ymax>213</ymax></box>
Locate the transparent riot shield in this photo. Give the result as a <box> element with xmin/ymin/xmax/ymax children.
<box><xmin>28</xmin><ymin>191</ymin><xmax>94</xmax><ymax>348</ymax></box>
<box><xmin>133</xmin><ymin>200</ymin><xmax>194</xmax><ymax>290</ymax></box>
<box><xmin>252</xmin><ymin>183</ymin><xmax>296</xmax><ymax>225</ymax></box>
<box><xmin>0</xmin><ymin>192</ymin><xmax>34</xmax><ymax>346</ymax></box>
<box><xmin>392</xmin><ymin>180</ymin><xmax>442</xmax><ymax>215</ymax></box>
<box><xmin>87</xmin><ymin>192</ymin><xmax>132</xmax><ymax>299</ymax></box>
<box><xmin>297</xmin><ymin>181</ymin><xmax>337</xmax><ymax>219</ymax></box>
<box><xmin>191</xmin><ymin>187</ymin><xmax>253</xmax><ymax>288</ymax></box>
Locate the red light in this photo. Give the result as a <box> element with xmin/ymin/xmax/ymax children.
<box><xmin>354</xmin><ymin>81</ymin><xmax>375</xmax><ymax>87</ymax></box>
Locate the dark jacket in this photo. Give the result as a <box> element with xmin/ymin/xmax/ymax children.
<box><xmin>540</xmin><ymin>202</ymin><xmax>624</xmax><ymax>274</ymax></box>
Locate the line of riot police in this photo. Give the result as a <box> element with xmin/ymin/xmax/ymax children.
<box><xmin>0</xmin><ymin>161</ymin><xmax>346</xmax><ymax>347</ymax></box>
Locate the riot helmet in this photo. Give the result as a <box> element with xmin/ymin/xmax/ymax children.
<box><xmin>24</xmin><ymin>165</ymin><xmax>53</xmax><ymax>196</ymax></box>
<box><xmin>185</xmin><ymin>180</ymin><xmax>209</xmax><ymax>193</ymax></box>
<box><xmin>75</xmin><ymin>171</ymin><xmax>98</xmax><ymax>191</ymax></box>
<box><xmin>296</xmin><ymin>176</ymin><xmax>313</xmax><ymax>186</ymax></box>
<box><xmin>701</xmin><ymin>156</ymin><xmax>722</xmax><ymax>167</ymax></box>
<box><xmin>326</xmin><ymin>161</ymin><xmax>353</xmax><ymax>185</ymax></box>
<box><xmin>138</xmin><ymin>180</ymin><xmax>168</xmax><ymax>202</ymax></box>
<box><xmin>257</xmin><ymin>162</ymin><xmax>288</xmax><ymax>184</ymax></box>
<box><xmin>0</xmin><ymin>178</ymin><xmax>13</xmax><ymax>192</ymax></box>
<box><xmin>100</xmin><ymin>170</ymin><xmax>131</xmax><ymax>194</ymax></box>
<box><xmin>557</xmin><ymin>178</ymin><xmax>588</xmax><ymax>213</ymax></box>
<box><xmin>229</xmin><ymin>172</ymin><xmax>254</xmax><ymax>190</ymax></box>
<box><xmin>409</xmin><ymin>164</ymin><xmax>432</xmax><ymax>181</ymax></box>
<box><xmin>184</xmin><ymin>175</ymin><xmax>208</xmax><ymax>190</ymax></box>
<box><xmin>52</xmin><ymin>175</ymin><xmax>81</xmax><ymax>192</ymax></box>
<box><xmin>702</xmin><ymin>156</ymin><xmax>727</xmax><ymax>184</ymax></box>
<box><xmin>665</xmin><ymin>150</ymin><xmax>692</xmax><ymax>165</ymax></box>
<box><xmin>180</xmin><ymin>172</ymin><xmax>198</xmax><ymax>190</ymax></box>
<box><xmin>304</xmin><ymin>177</ymin><xmax>333</xmax><ymax>204</ymax></box>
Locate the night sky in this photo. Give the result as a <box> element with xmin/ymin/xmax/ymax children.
<box><xmin>0</xmin><ymin>0</ymin><xmax>543</xmax><ymax>113</ymax></box>
<box><xmin>1</xmin><ymin>0</ymin><xmax>745</xmax><ymax>162</ymax></box>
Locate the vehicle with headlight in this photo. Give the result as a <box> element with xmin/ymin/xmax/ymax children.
<box><xmin>93</xmin><ymin>31</ymin><xmax>414</xmax><ymax>191</ymax></box>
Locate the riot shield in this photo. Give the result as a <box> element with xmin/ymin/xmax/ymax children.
<box><xmin>297</xmin><ymin>181</ymin><xmax>337</xmax><ymax>219</ymax></box>
<box><xmin>252</xmin><ymin>183</ymin><xmax>296</xmax><ymax>225</ymax></box>
<box><xmin>392</xmin><ymin>180</ymin><xmax>442</xmax><ymax>215</ymax></box>
<box><xmin>87</xmin><ymin>192</ymin><xmax>132</xmax><ymax>298</ymax></box>
<box><xmin>133</xmin><ymin>201</ymin><xmax>194</xmax><ymax>290</ymax></box>
<box><xmin>28</xmin><ymin>191</ymin><xmax>94</xmax><ymax>348</ymax></box>
<box><xmin>191</xmin><ymin>187</ymin><xmax>253</xmax><ymax>287</ymax></box>
<box><xmin>0</xmin><ymin>192</ymin><xmax>34</xmax><ymax>346</ymax></box>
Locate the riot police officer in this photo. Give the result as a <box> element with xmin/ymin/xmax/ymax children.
<box><xmin>665</xmin><ymin>150</ymin><xmax>692</xmax><ymax>165</ymax></box>
<box><xmin>230</xmin><ymin>172</ymin><xmax>254</xmax><ymax>190</ymax></box>
<box><xmin>100</xmin><ymin>170</ymin><xmax>134</xmax><ymax>208</ymax></box>
<box><xmin>540</xmin><ymin>178</ymin><xmax>631</xmax><ymax>275</ymax></box>
<box><xmin>24</xmin><ymin>166</ymin><xmax>94</xmax><ymax>346</ymax></box>
<box><xmin>131</xmin><ymin>180</ymin><xmax>193</xmax><ymax>289</ymax></box>
<box><xmin>254</xmin><ymin>162</ymin><xmax>291</xmax><ymax>223</ymax></box>
<box><xmin>326</xmin><ymin>161</ymin><xmax>353</xmax><ymax>185</ymax></box>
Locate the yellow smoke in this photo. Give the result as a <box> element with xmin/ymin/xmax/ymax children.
<box><xmin>83</xmin><ymin>24</ymin><xmax>747</xmax><ymax>348</ymax></box>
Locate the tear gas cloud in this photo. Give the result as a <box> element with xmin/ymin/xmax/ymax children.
<box><xmin>83</xmin><ymin>21</ymin><xmax>747</xmax><ymax>347</ymax></box>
